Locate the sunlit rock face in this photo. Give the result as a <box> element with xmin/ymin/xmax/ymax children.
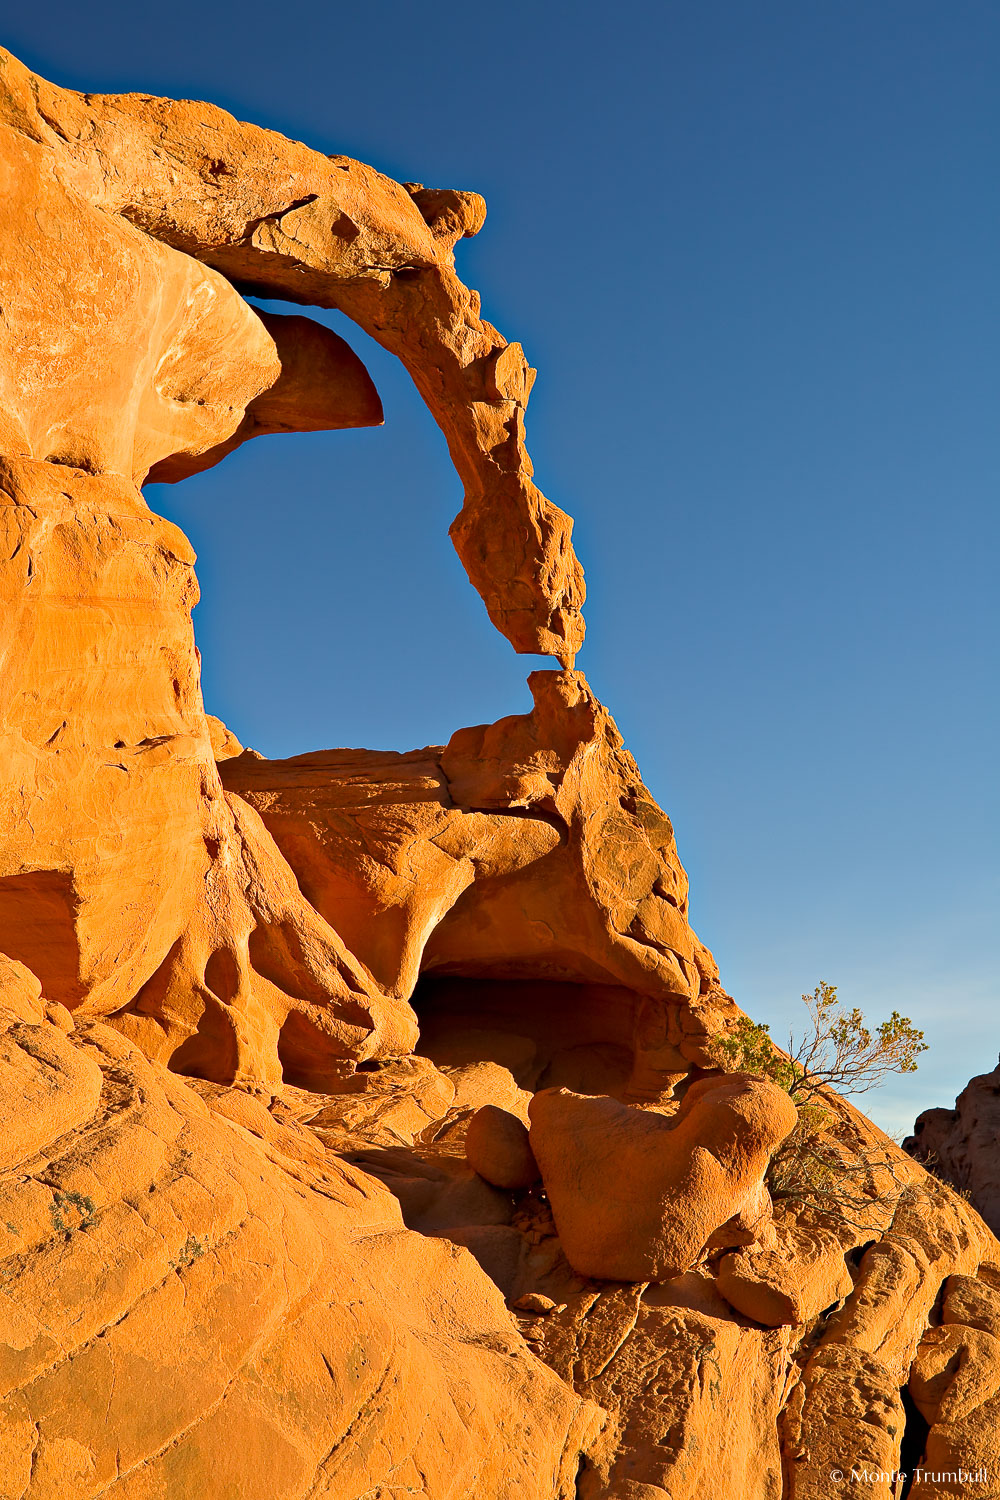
<box><xmin>2</xmin><ymin>45</ymin><xmax>1000</xmax><ymax>1500</ymax></box>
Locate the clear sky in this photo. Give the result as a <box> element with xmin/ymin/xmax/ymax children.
<box><xmin>9</xmin><ymin>1</ymin><xmax>997</xmax><ymax>1135</ymax></box>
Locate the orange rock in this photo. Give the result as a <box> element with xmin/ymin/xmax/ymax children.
<box><xmin>108</xmin><ymin>791</ymin><xmax>416</xmax><ymax>1091</ymax></box>
<box><xmin>432</xmin><ymin>671</ymin><xmax>702</xmax><ymax>1007</ymax></box>
<box><xmin>0</xmin><ymin>955</ymin><xmax>44</xmax><ymax>1025</ymax></box>
<box><xmin>298</xmin><ymin>1056</ymin><xmax>456</xmax><ymax>1149</ymax></box>
<box><xmin>0</xmin><ymin>118</ymin><xmax>279</xmax><ymax>483</ymax></box>
<box><xmin>780</xmin><ymin>1345</ymin><xmax>907</xmax><ymax>1500</ymax></box>
<box><xmin>0</xmin><ymin>1018</ymin><xmax>103</xmax><ymax>1172</ymax></box>
<box><xmin>0</xmin><ymin>448</ymin><xmax>412</xmax><ymax>1084</ymax></box>
<box><xmin>219</xmin><ymin>670</ymin><xmax>721</xmax><ymax>1089</ymax></box>
<box><xmin>910</xmin><ymin>1323</ymin><xmax>1000</xmax><ymax>1425</ymax></box>
<box><xmin>0</xmin><ymin>1020</ymin><xmax>603</xmax><ymax>1498</ymax></box>
<box><xmin>716</xmin><ymin>1225</ymin><xmax>853</xmax><ymax>1326</ymax></box>
<box><xmin>3</xmin><ymin>39</ymin><xmax>1000</xmax><ymax>1500</ymax></box>
<box><xmin>444</xmin><ymin>1059</ymin><xmax>533</xmax><ymax>1118</ymax></box>
<box><xmin>466</xmin><ymin>1104</ymin><xmax>540</xmax><ymax>1190</ymax></box>
<box><xmin>527</xmin><ymin>1075</ymin><xmax>797</xmax><ymax>1281</ymax></box>
<box><xmin>205</xmin><ymin>715</ymin><xmax>244</xmax><ymax>761</ymax></box>
<box><xmin>942</xmin><ymin>1271</ymin><xmax>1000</xmax><ymax>1337</ymax></box>
<box><xmin>779</xmin><ymin>1183</ymin><xmax>997</xmax><ymax>1497</ymax></box>
<box><xmin>146</xmin><ymin>310</ymin><xmax>384</xmax><ymax>484</ymax></box>
<box><xmin>219</xmin><ymin>743</ymin><xmax>562</xmax><ymax>1002</ymax></box>
<box><xmin>0</xmin><ymin>45</ymin><xmax>584</xmax><ymax>660</ymax></box>
<box><xmin>906</xmin><ymin>1268</ymin><xmax>1000</xmax><ymax>1499</ymax></box>
<box><xmin>530</xmin><ymin>1274</ymin><xmax>799</xmax><ymax>1498</ymax></box>
<box><xmin>0</xmin><ymin>40</ymin><xmax>721</xmax><ymax>1102</ymax></box>
<box><xmin>0</xmin><ymin>457</ymin><xmax>216</xmax><ymax>1015</ymax></box>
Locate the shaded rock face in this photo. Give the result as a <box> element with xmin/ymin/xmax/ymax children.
<box><xmin>906</xmin><ymin>1060</ymin><xmax>1000</xmax><ymax>1237</ymax></box>
<box><xmin>1</xmin><ymin>45</ymin><xmax>999</xmax><ymax>1500</ymax></box>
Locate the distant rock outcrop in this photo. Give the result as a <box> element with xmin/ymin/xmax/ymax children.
<box><xmin>2</xmin><ymin>45</ymin><xmax>999</xmax><ymax>1500</ymax></box>
<box><xmin>906</xmin><ymin>1059</ymin><xmax>1000</xmax><ymax>1236</ymax></box>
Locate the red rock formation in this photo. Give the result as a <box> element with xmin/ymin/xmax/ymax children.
<box><xmin>527</xmin><ymin>1075</ymin><xmax>798</xmax><ymax>1281</ymax></box>
<box><xmin>0</xmin><ymin>46</ymin><xmax>583</xmax><ymax>661</ymax></box>
<box><xmin>0</xmin><ymin>1011</ymin><xmax>600</xmax><ymax>1498</ymax></box>
<box><xmin>2</xmin><ymin>44</ymin><xmax>999</xmax><ymax>1500</ymax></box>
<box><xmin>906</xmin><ymin>1060</ymin><xmax>1000</xmax><ymax>1239</ymax></box>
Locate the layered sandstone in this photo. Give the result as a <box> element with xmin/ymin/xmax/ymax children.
<box><xmin>2</xmin><ymin>46</ymin><xmax>998</xmax><ymax>1500</ymax></box>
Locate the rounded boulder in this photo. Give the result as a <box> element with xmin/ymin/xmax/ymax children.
<box><xmin>465</xmin><ymin>1105</ymin><xmax>540</xmax><ymax>1190</ymax></box>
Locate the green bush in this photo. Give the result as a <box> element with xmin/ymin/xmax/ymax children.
<box><xmin>714</xmin><ymin>983</ymin><xmax>928</xmax><ymax>1230</ymax></box>
<box><xmin>715</xmin><ymin>982</ymin><xmax>927</xmax><ymax>1104</ymax></box>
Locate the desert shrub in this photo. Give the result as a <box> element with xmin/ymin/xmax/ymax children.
<box><xmin>715</xmin><ymin>982</ymin><xmax>927</xmax><ymax>1104</ymax></box>
<box><xmin>714</xmin><ymin>983</ymin><xmax>928</xmax><ymax>1231</ymax></box>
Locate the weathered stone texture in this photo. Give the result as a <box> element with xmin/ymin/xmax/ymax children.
<box><xmin>2</xmin><ymin>45</ymin><xmax>999</xmax><ymax>1500</ymax></box>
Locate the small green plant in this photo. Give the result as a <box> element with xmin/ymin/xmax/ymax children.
<box><xmin>49</xmin><ymin>1190</ymin><xmax>96</xmax><ymax>1236</ymax></box>
<box><xmin>715</xmin><ymin>983</ymin><xmax>929</xmax><ymax>1231</ymax></box>
<box><xmin>169</xmin><ymin>1235</ymin><xmax>207</xmax><ymax>1272</ymax></box>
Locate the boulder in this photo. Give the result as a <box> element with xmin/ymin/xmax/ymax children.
<box><xmin>717</xmin><ymin>1226</ymin><xmax>853</xmax><ymax>1326</ymax></box>
<box><xmin>466</xmin><ymin>1105</ymin><xmax>540</xmax><ymax>1190</ymax></box>
<box><xmin>528</xmin><ymin>1075</ymin><xmax>797</xmax><ymax>1281</ymax></box>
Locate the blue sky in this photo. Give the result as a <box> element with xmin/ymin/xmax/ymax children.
<box><xmin>9</xmin><ymin>1</ymin><xmax>997</xmax><ymax>1134</ymax></box>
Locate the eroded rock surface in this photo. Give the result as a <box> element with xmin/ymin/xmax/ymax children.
<box><xmin>0</xmin><ymin>1010</ymin><xmax>600</xmax><ymax>1499</ymax></box>
<box><xmin>2</xmin><ymin>45</ymin><xmax>999</xmax><ymax>1500</ymax></box>
<box><xmin>0</xmin><ymin>46</ymin><xmax>583</xmax><ymax>661</ymax></box>
<box><xmin>528</xmin><ymin>1076</ymin><xmax>798</xmax><ymax>1281</ymax></box>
